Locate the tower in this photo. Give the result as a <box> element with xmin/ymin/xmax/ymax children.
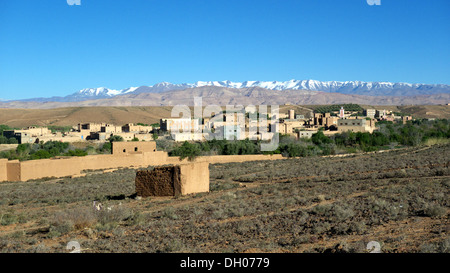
<box><xmin>339</xmin><ymin>106</ymin><xmax>345</xmax><ymax>119</ymax></box>
<box><xmin>288</xmin><ymin>109</ymin><xmax>295</xmax><ymax>120</ymax></box>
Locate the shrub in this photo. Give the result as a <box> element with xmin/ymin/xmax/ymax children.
<box><xmin>332</xmin><ymin>204</ymin><xmax>355</xmax><ymax>221</ymax></box>
<box><xmin>108</xmin><ymin>135</ymin><xmax>124</xmax><ymax>142</ymax></box>
<box><xmin>64</xmin><ymin>149</ymin><xmax>88</xmax><ymax>157</ymax></box>
<box><xmin>161</xmin><ymin>207</ymin><xmax>178</xmax><ymax>220</ymax></box>
<box><xmin>48</xmin><ymin>221</ymin><xmax>74</xmax><ymax>238</ymax></box>
<box><xmin>7</xmin><ymin>138</ymin><xmax>18</xmax><ymax>144</ymax></box>
<box><xmin>170</xmin><ymin>141</ymin><xmax>202</xmax><ymax>161</ymax></box>
<box><xmin>100</xmin><ymin>142</ymin><xmax>112</xmax><ymax>152</ymax></box>
<box><xmin>0</xmin><ymin>213</ymin><xmax>18</xmax><ymax>226</ymax></box>
<box><xmin>0</xmin><ymin>136</ymin><xmax>8</xmax><ymax>144</ymax></box>
<box><xmin>312</xmin><ymin>204</ymin><xmax>332</xmax><ymax>216</ymax></box>
<box><xmin>424</xmin><ymin>204</ymin><xmax>447</xmax><ymax>218</ymax></box>
<box><xmin>96</xmin><ymin>205</ymin><xmax>133</xmax><ymax>226</ymax></box>
<box><xmin>51</xmin><ymin>208</ymin><xmax>97</xmax><ymax>232</ymax></box>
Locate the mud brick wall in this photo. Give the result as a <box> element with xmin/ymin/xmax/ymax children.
<box><xmin>135</xmin><ymin>162</ymin><xmax>210</xmax><ymax>197</ymax></box>
<box><xmin>6</xmin><ymin>160</ymin><xmax>21</xmax><ymax>182</ymax></box>
<box><xmin>135</xmin><ymin>166</ymin><xmax>181</xmax><ymax>197</ymax></box>
<box><xmin>178</xmin><ymin>162</ymin><xmax>210</xmax><ymax>196</ymax></box>
<box><xmin>0</xmin><ymin>159</ymin><xmax>7</xmax><ymax>182</ymax></box>
<box><xmin>112</xmin><ymin>141</ymin><xmax>157</xmax><ymax>155</ymax></box>
<box><xmin>0</xmin><ymin>143</ymin><xmax>283</xmax><ymax>182</ymax></box>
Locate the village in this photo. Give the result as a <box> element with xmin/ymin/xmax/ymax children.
<box><xmin>1</xmin><ymin>107</ymin><xmax>412</xmax><ymax>145</ymax></box>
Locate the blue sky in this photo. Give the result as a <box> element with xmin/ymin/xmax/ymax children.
<box><xmin>0</xmin><ymin>0</ymin><xmax>449</xmax><ymax>100</ymax></box>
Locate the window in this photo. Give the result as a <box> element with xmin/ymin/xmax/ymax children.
<box><xmin>123</xmin><ymin>149</ymin><xmax>126</xmax><ymax>153</ymax></box>
<box><xmin>135</xmin><ymin>147</ymin><xmax>138</xmax><ymax>152</ymax></box>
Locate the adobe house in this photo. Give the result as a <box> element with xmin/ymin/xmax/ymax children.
<box><xmin>112</xmin><ymin>141</ymin><xmax>157</xmax><ymax>155</ymax></box>
<box><xmin>135</xmin><ymin>162</ymin><xmax>210</xmax><ymax>197</ymax></box>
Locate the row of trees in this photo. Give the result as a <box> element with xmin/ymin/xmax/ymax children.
<box><xmin>169</xmin><ymin>139</ymin><xmax>261</xmax><ymax>160</ymax></box>
<box><xmin>0</xmin><ymin>141</ymin><xmax>118</xmax><ymax>161</ymax></box>
<box><xmin>314</xmin><ymin>104</ymin><xmax>363</xmax><ymax>114</ymax></box>
<box><xmin>0</xmin><ymin>136</ymin><xmax>18</xmax><ymax>144</ymax></box>
<box><xmin>0</xmin><ymin>141</ymin><xmax>87</xmax><ymax>161</ymax></box>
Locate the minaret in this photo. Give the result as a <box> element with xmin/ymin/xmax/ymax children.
<box><xmin>339</xmin><ymin>106</ymin><xmax>345</xmax><ymax>119</ymax></box>
<box><xmin>288</xmin><ymin>109</ymin><xmax>295</xmax><ymax>120</ymax></box>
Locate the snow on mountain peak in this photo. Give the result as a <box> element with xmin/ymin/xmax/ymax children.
<box><xmin>69</xmin><ymin>79</ymin><xmax>450</xmax><ymax>100</ymax></box>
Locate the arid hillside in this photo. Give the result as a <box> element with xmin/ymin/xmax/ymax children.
<box><xmin>0</xmin><ymin>105</ymin><xmax>311</xmax><ymax>128</ymax></box>
<box><xmin>0</xmin><ymin>104</ymin><xmax>449</xmax><ymax>128</ymax></box>
<box><xmin>0</xmin><ymin>107</ymin><xmax>174</xmax><ymax>128</ymax></box>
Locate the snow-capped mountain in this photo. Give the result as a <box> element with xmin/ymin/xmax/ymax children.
<box><xmin>173</xmin><ymin>80</ymin><xmax>450</xmax><ymax>97</ymax></box>
<box><xmin>7</xmin><ymin>80</ymin><xmax>450</xmax><ymax>103</ymax></box>
<box><xmin>132</xmin><ymin>79</ymin><xmax>450</xmax><ymax>97</ymax></box>
<box><xmin>73</xmin><ymin>86</ymin><xmax>139</xmax><ymax>98</ymax></box>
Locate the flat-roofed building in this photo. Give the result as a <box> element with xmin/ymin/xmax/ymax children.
<box><xmin>160</xmin><ymin>118</ymin><xmax>200</xmax><ymax>133</ymax></box>
<box><xmin>122</xmin><ymin>123</ymin><xmax>152</xmax><ymax>133</ymax></box>
<box><xmin>364</xmin><ymin>109</ymin><xmax>376</xmax><ymax>118</ymax></box>
<box><xmin>78</xmin><ymin>123</ymin><xmax>104</xmax><ymax>132</ymax></box>
<box><xmin>101</xmin><ymin>124</ymin><xmax>122</xmax><ymax>134</ymax></box>
<box><xmin>170</xmin><ymin>132</ymin><xmax>205</xmax><ymax>142</ymax></box>
<box><xmin>337</xmin><ymin>118</ymin><xmax>376</xmax><ymax>133</ymax></box>
<box><xmin>111</xmin><ymin>141</ymin><xmax>157</xmax><ymax>155</ymax></box>
<box><xmin>3</xmin><ymin>126</ymin><xmax>52</xmax><ymax>144</ymax></box>
<box><xmin>297</xmin><ymin>130</ymin><xmax>318</xmax><ymax>139</ymax></box>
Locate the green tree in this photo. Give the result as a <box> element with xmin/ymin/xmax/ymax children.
<box><xmin>0</xmin><ymin>136</ymin><xmax>8</xmax><ymax>144</ymax></box>
<box><xmin>30</xmin><ymin>150</ymin><xmax>52</xmax><ymax>160</ymax></box>
<box><xmin>7</xmin><ymin>138</ymin><xmax>18</xmax><ymax>144</ymax></box>
<box><xmin>170</xmin><ymin>141</ymin><xmax>202</xmax><ymax>161</ymax></box>
<box><xmin>100</xmin><ymin>142</ymin><xmax>112</xmax><ymax>153</ymax></box>
<box><xmin>64</xmin><ymin>149</ymin><xmax>88</xmax><ymax>157</ymax></box>
<box><xmin>311</xmin><ymin>130</ymin><xmax>332</xmax><ymax>145</ymax></box>
<box><xmin>0</xmin><ymin>125</ymin><xmax>12</xmax><ymax>135</ymax></box>
<box><xmin>108</xmin><ymin>135</ymin><xmax>124</xmax><ymax>142</ymax></box>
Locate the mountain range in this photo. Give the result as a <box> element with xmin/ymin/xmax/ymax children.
<box><xmin>1</xmin><ymin>80</ymin><xmax>449</xmax><ymax>108</ymax></box>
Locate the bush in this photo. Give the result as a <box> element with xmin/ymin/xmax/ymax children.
<box><xmin>170</xmin><ymin>141</ymin><xmax>202</xmax><ymax>161</ymax></box>
<box><xmin>0</xmin><ymin>213</ymin><xmax>19</xmax><ymax>226</ymax></box>
<box><xmin>108</xmin><ymin>135</ymin><xmax>124</xmax><ymax>142</ymax></box>
<box><xmin>51</xmin><ymin>208</ymin><xmax>97</xmax><ymax>232</ymax></box>
<box><xmin>100</xmin><ymin>142</ymin><xmax>112</xmax><ymax>152</ymax></box>
<box><xmin>312</xmin><ymin>130</ymin><xmax>332</xmax><ymax>145</ymax></box>
<box><xmin>7</xmin><ymin>138</ymin><xmax>18</xmax><ymax>144</ymax></box>
<box><xmin>30</xmin><ymin>150</ymin><xmax>52</xmax><ymax>160</ymax></box>
<box><xmin>0</xmin><ymin>136</ymin><xmax>17</xmax><ymax>144</ymax></box>
<box><xmin>424</xmin><ymin>204</ymin><xmax>447</xmax><ymax>218</ymax></box>
<box><xmin>0</xmin><ymin>136</ymin><xmax>8</xmax><ymax>144</ymax></box>
<box><xmin>161</xmin><ymin>207</ymin><xmax>179</xmax><ymax>220</ymax></box>
<box><xmin>64</xmin><ymin>149</ymin><xmax>88</xmax><ymax>157</ymax></box>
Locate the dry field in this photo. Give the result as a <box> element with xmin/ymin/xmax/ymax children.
<box><xmin>0</xmin><ymin>144</ymin><xmax>448</xmax><ymax>253</ymax></box>
<box><xmin>0</xmin><ymin>144</ymin><xmax>18</xmax><ymax>153</ymax></box>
